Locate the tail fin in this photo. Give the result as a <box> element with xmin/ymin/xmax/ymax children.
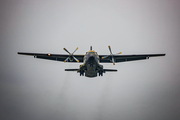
<box><xmin>90</xmin><ymin>46</ymin><xmax>92</xmax><ymax>50</ymax></box>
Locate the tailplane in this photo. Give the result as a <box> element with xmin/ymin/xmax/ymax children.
<box><xmin>65</xmin><ymin>69</ymin><xmax>79</xmax><ymax>71</ymax></box>
<box><xmin>103</xmin><ymin>69</ymin><xmax>117</xmax><ymax>72</ymax></box>
<box><xmin>65</xmin><ymin>69</ymin><xmax>117</xmax><ymax>72</ymax></box>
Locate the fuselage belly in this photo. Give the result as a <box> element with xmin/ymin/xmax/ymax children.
<box><xmin>80</xmin><ymin>50</ymin><xmax>102</xmax><ymax>77</ymax></box>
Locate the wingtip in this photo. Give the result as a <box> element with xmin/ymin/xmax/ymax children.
<box><xmin>160</xmin><ymin>54</ymin><xmax>166</xmax><ymax>56</ymax></box>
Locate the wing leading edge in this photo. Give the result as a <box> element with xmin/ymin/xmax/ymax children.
<box><xmin>18</xmin><ymin>52</ymin><xmax>84</xmax><ymax>62</ymax></box>
<box><xmin>99</xmin><ymin>54</ymin><xmax>165</xmax><ymax>63</ymax></box>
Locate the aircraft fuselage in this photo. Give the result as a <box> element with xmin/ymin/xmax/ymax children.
<box><xmin>78</xmin><ymin>50</ymin><xmax>103</xmax><ymax>77</ymax></box>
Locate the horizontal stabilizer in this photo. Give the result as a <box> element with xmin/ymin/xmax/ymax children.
<box><xmin>103</xmin><ymin>69</ymin><xmax>117</xmax><ymax>72</ymax></box>
<box><xmin>65</xmin><ymin>69</ymin><xmax>79</xmax><ymax>71</ymax></box>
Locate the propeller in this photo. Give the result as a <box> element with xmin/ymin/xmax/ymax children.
<box><xmin>102</xmin><ymin>46</ymin><xmax>122</xmax><ymax>65</ymax></box>
<box><xmin>63</xmin><ymin>47</ymin><xmax>79</xmax><ymax>62</ymax></box>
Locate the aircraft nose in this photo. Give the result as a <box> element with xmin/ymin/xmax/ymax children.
<box><xmin>89</xmin><ymin>54</ymin><xmax>95</xmax><ymax>60</ymax></box>
<box><xmin>90</xmin><ymin>54</ymin><xmax>94</xmax><ymax>57</ymax></box>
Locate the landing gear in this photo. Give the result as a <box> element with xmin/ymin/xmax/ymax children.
<box><xmin>99</xmin><ymin>71</ymin><xmax>103</xmax><ymax>76</ymax></box>
<box><xmin>80</xmin><ymin>70</ymin><xmax>84</xmax><ymax>76</ymax></box>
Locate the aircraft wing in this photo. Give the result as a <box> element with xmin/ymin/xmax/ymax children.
<box><xmin>18</xmin><ymin>52</ymin><xmax>84</xmax><ymax>62</ymax></box>
<box><xmin>99</xmin><ymin>54</ymin><xmax>165</xmax><ymax>63</ymax></box>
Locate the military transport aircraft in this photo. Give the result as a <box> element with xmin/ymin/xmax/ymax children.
<box><xmin>18</xmin><ymin>46</ymin><xmax>165</xmax><ymax>77</ymax></box>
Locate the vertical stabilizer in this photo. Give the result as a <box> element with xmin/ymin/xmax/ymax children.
<box><xmin>90</xmin><ymin>46</ymin><xmax>92</xmax><ymax>50</ymax></box>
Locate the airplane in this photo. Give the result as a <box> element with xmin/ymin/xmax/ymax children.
<box><xmin>18</xmin><ymin>46</ymin><xmax>165</xmax><ymax>78</ymax></box>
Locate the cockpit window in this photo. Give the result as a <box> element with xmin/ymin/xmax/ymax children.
<box><xmin>86</xmin><ymin>50</ymin><xmax>97</xmax><ymax>55</ymax></box>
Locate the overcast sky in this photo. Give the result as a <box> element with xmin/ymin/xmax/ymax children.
<box><xmin>0</xmin><ymin>0</ymin><xmax>180</xmax><ymax>120</ymax></box>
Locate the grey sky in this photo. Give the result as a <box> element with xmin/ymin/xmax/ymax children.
<box><xmin>0</xmin><ymin>0</ymin><xmax>180</xmax><ymax>120</ymax></box>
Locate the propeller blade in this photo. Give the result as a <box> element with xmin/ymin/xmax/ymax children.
<box><xmin>72</xmin><ymin>47</ymin><xmax>78</xmax><ymax>54</ymax></box>
<box><xmin>108</xmin><ymin>46</ymin><xmax>113</xmax><ymax>55</ymax></box>
<box><xmin>72</xmin><ymin>56</ymin><xmax>79</xmax><ymax>62</ymax></box>
<box><xmin>102</xmin><ymin>55</ymin><xmax>109</xmax><ymax>59</ymax></box>
<box><xmin>116</xmin><ymin>52</ymin><xmax>122</xmax><ymax>54</ymax></box>
<box><xmin>112</xmin><ymin>57</ymin><xmax>115</xmax><ymax>65</ymax></box>
<box><xmin>63</xmin><ymin>47</ymin><xmax>80</xmax><ymax>62</ymax></box>
<box><xmin>107</xmin><ymin>46</ymin><xmax>120</xmax><ymax>65</ymax></box>
<box><xmin>63</xmin><ymin>48</ymin><xmax>71</xmax><ymax>54</ymax></box>
<box><xmin>64</xmin><ymin>57</ymin><xmax>69</xmax><ymax>62</ymax></box>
